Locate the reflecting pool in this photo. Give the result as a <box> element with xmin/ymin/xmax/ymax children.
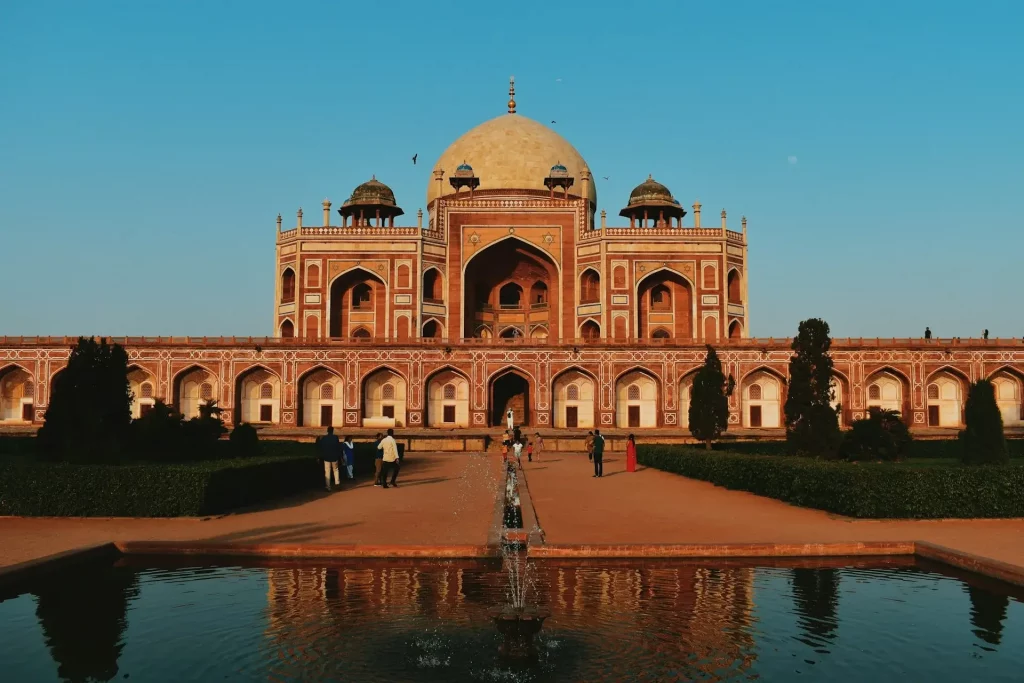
<box><xmin>1</xmin><ymin>557</ymin><xmax>1021</xmax><ymax>682</ymax></box>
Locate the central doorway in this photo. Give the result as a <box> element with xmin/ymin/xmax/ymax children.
<box><xmin>491</xmin><ymin>371</ymin><xmax>529</xmax><ymax>426</ymax></box>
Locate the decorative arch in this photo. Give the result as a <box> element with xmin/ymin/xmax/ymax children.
<box><xmin>281</xmin><ymin>267</ymin><xmax>296</xmax><ymax>303</ymax></box>
<box><xmin>488</xmin><ymin>365</ymin><xmax>536</xmax><ymax>427</ymax></box>
<box><xmin>728</xmin><ymin>320</ymin><xmax>743</xmax><ymax>339</ymax></box>
<box><xmin>830</xmin><ymin>369</ymin><xmax>851</xmax><ymax>427</ymax></box>
<box><xmin>234</xmin><ymin>364</ymin><xmax>282</xmax><ymax>425</ymax></box>
<box><xmin>361</xmin><ymin>366</ymin><xmax>408</xmax><ymax>427</ymax></box>
<box><xmin>741</xmin><ymin>368</ymin><xmax>784</xmax><ymax>428</ymax></box>
<box><xmin>396</xmin><ymin>263</ymin><xmax>411</xmax><ymax>289</ymax></box>
<box><xmin>304</xmin><ymin>315</ymin><xmax>320</xmax><ymax>339</ymax></box>
<box><xmin>579</xmin><ymin>319</ymin><xmax>600</xmax><ymax>341</ymax></box>
<box><xmin>462</xmin><ymin>235</ymin><xmax>561</xmax><ymax>340</ymax></box>
<box><xmin>864</xmin><ymin>366</ymin><xmax>911</xmax><ymax>417</ymax></box>
<box><xmin>551</xmin><ymin>366</ymin><xmax>598</xmax><ymax>429</ymax></box>
<box><xmin>280</xmin><ymin>319</ymin><xmax>295</xmax><ymax>338</ymax></box>
<box><xmin>636</xmin><ymin>267</ymin><xmax>695</xmax><ymax>340</ymax></box>
<box><xmin>988</xmin><ymin>366</ymin><xmax>1023</xmax><ymax>426</ymax></box>
<box><xmin>425</xmin><ymin>366</ymin><xmax>471</xmax><ymax>427</ymax></box>
<box><xmin>579</xmin><ymin>268</ymin><xmax>600</xmax><ymax>304</ymax></box>
<box><xmin>677</xmin><ymin>368</ymin><xmax>700</xmax><ymax>429</ymax></box>
<box><xmin>173</xmin><ymin>364</ymin><xmax>219</xmax><ymax>418</ymax></box>
<box><xmin>727</xmin><ymin>268</ymin><xmax>742</xmax><ymax>304</ymax></box>
<box><xmin>306</xmin><ymin>262</ymin><xmax>321</xmax><ymax>288</ymax></box>
<box><xmin>423</xmin><ymin>267</ymin><xmax>444</xmax><ymax>302</ymax></box>
<box><xmin>422</xmin><ymin>318</ymin><xmax>444</xmax><ymax>339</ymax></box>
<box><xmin>0</xmin><ymin>364</ymin><xmax>36</xmax><ymax>422</ymax></box>
<box><xmin>328</xmin><ymin>266</ymin><xmax>388</xmax><ymax>339</ymax></box>
<box><xmin>298</xmin><ymin>365</ymin><xmax>344</xmax><ymax>427</ymax></box>
<box><xmin>615</xmin><ymin>367</ymin><xmax>660</xmax><ymax>428</ymax></box>
<box><xmin>926</xmin><ymin>367</ymin><xmax>966</xmax><ymax>427</ymax></box>
<box><xmin>127</xmin><ymin>365</ymin><xmax>158</xmax><ymax>419</ymax></box>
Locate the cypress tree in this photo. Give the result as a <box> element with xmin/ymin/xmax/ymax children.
<box><xmin>688</xmin><ymin>345</ymin><xmax>735</xmax><ymax>449</ymax></box>
<box><xmin>785</xmin><ymin>318</ymin><xmax>841</xmax><ymax>456</ymax></box>
<box><xmin>959</xmin><ymin>379</ymin><xmax>1007</xmax><ymax>464</ymax></box>
<box><xmin>37</xmin><ymin>337</ymin><xmax>132</xmax><ymax>463</ymax></box>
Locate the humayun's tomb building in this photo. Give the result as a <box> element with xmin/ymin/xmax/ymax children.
<box><xmin>1</xmin><ymin>80</ymin><xmax>1022</xmax><ymax>437</ymax></box>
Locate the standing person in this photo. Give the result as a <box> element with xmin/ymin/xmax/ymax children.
<box><xmin>592</xmin><ymin>428</ymin><xmax>606</xmax><ymax>478</ymax></box>
<box><xmin>373</xmin><ymin>432</ymin><xmax>384</xmax><ymax>487</ymax></box>
<box><xmin>983</xmin><ymin>329</ymin><xmax>990</xmax><ymax>340</ymax></box>
<box><xmin>341</xmin><ymin>436</ymin><xmax>355</xmax><ymax>480</ymax></box>
<box><xmin>388</xmin><ymin>433</ymin><xmax>403</xmax><ymax>487</ymax></box>
<box><xmin>378</xmin><ymin>428</ymin><xmax>400</xmax><ymax>489</ymax></box>
<box><xmin>512</xmin><ymin>437</ymin><xmax>524</xmax><ymax>469</ymax></box>
<box><xmin>534</xmin><ymin>432</ymin><xmax>544</xmax><ymax>461</ymax></box>
<box><xmin>526</xmin><ymin>440</ymin><xmax>534</xmax><ymax>462</ymax></box>
<box><xmin>506</xmin><ymin>408</ymin><xmax>515</xmax><ymax>431</ymax></box>
<box><xmin>625</xmin><ymin>433</ymin><xmax>637</xmax><ymax>473</ymax></box>
<box><xmin>924</xmin><ymin>327</ymin><xmax>932</xmax><ymax>339</ymax></box>
<box><xmin>585</xmin><ymin>431</ymin><xmax>595</xmax><ymax>461</ymax></box>
<box><xmin>318</xmin><ymin>426</ymin><xmax>342</xmax><ymax>492</ymax></box>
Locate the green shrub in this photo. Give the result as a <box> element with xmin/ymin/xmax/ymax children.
<box><xmin>960</xmin><ymin>379</ymin><xmax>1008</xmax><ymax>465</ymax></box>
<box><xmin>840</xmin><ymin>408</ymin><xmax>912</xmax><ymax>461</ymax></box>
<box><xmin>0</xmin><ymin>455</ymin><xmax>318</xmax><ymax>517</ymax></box>
<box><xmin>638</xmin><ymin>445</ymin><xmax>1024</xmax><ymax>518</ymax></box>
<box><xmin>229</xmin><ymin>423</ymin><xmax>261</xmax><ymax>458</ymax></box>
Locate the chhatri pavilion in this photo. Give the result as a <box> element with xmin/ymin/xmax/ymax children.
<box><xmin>1</xmin><ymin>80</ymin><xmax>1022</xmax><ymax>435</ymax></box>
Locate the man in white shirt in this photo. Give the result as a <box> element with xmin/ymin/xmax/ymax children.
<box><xmin>506</xmin><ymin>408</ymin><xmax>514</xmax><ymax>431</ymax></box>
<box><xmin>377</xmin><ymin>428</ymin><xmax>401</xmax><ymax>489</ymax></box>
<box><xmin>512</xmin><ymin>438</ymin><xmax>524</xmax><ymax>469</ymax></box>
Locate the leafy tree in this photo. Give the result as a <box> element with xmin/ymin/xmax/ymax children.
<box><xmin>181</xmin><ymin>399</ymin><xmax>227</xmax><ymax>457</ymax></box>
<box><xmin>130</xmin><ymin>399</ymin><xmax>184</xmax><ymax>460</ymax></box>
<box><xmin>688</xmin><ymin>345</ymin><xmax>736</xmax><ymax>449</ymax></box>
<box><xmin>785</xmin><ymin>318</ymin><xmax>841</xmax><ymax>456</ymax></box>
<box><xmin>840</xmin><ymin>407</ymin><xmax>912</xmax><ymax>461</ymax></box>
<box><xmin>959</xmin><ymin>379</ymin><xmax>1007</xmax><ymax>464</ymax></box>
<box><xmin>37</xmin><ymin>337</ymin><xmax>132</xmax><ymax>463</ymax></box>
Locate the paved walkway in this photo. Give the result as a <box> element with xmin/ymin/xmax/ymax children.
<box><xmin>0</xmin><ymin>453</ymin><xmax>502</xmax><ymax>568</ymax></box>
<box><xmin>2</xmin><ymin>450</ymin><xmax>1023</xmax><ymax>576</ymax></box>
<box><xmin>521</xmin><ymin>452</ymin><xmax>1024</xmax><ymax>569</ymax></box>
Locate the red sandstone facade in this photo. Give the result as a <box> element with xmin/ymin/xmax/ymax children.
<box><xmin>2</xmin><ymin>84</ymin><xmax>1021</xmax><ymax>433</ymax></box>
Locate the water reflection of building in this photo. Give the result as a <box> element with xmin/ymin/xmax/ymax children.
<box><xmin>264</xmin><ymin>561</ymin><xmax>757</xmax><ymax>679</ymax></box>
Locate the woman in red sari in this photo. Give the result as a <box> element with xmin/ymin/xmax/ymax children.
<box><xmin>625</xmin><ymin>433</ymin><xmax>637</xmax><ymax>472</ymax></box>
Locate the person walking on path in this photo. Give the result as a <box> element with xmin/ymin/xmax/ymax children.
<box><xmin>318</xmin><ymin>426</ymin><xmax>342</xmax><ymax>492</ymax></box>
<box><xmin>388</xmin><ymin>432</ymin><xmax>403</xmax><ymax>487</ymax></box>
<box><xmin>373</xmin><ymin>432</ymin><xmax>385</xmax><ymax>487</ymax></box>
<box><xmin>533</xmin><ymin>432</ymin><xmax>544</xmax><ymax>461</ymax></box>
<box><xmin>512</xmin><ymin>437</ymin><xmax>524</xmax><ymax>469</ymax></box>
<box><xmin>506</xmin><ymin>408</ymin><xmax>515</xmax><ymax>431</ymax></box>
<box><xmin>341</xmin><ymin>436</ymin><xmax>355</xmax><ymax>480</ymax></box>
<box><xmin>585</xmin><ymin>431</ymin><xmax>595</xmax><ymax>461</ymax></box>
<box><xmin>625</xmin><ymin>433</ymin><xmax>637</xmax><ymax>473</ymax></box>
<box><xmin>378</xmin><ymin>428</ymin><xmax>400</xmax><ymax>489</ymax></box>
<box><xmin>526</xmin><ymin>440</ymin><xmax>534</xmax><ymax>462</ymax></box>
<box><xmin>592</xmin><ymin>429</ymin><xmax>606</xmax><ymax>478</ymax></box>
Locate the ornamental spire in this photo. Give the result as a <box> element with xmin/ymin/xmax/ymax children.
<box><xmin>507</xmin><ymin>75</ymin><xmax>516</xmax><ymax>114</ymax></box>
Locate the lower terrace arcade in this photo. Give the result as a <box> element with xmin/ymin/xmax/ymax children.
<box><xmin>2</xmin><ymin>337</ymin><xmax>1022</xmax><ymax>433</ymax></box>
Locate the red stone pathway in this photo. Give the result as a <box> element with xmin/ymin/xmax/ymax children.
<box><xmin>521</xmin><ymin>452</ymin><xmax>1024</xmax><ymax>569</ymax></box>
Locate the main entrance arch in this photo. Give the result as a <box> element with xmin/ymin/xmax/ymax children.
<box><xmin>464</xmin><ymin>238</ymin><xmax>560</xmax><ymax>341</ymax></box>
<box><xmin>490</xmin><ymin>368</ymin><xmax>530</xmax><ymax>427</ymax></box>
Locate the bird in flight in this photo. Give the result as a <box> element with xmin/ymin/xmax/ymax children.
<box><xmin>603</xmin><ymin>176</ymin><xmax>610</xmax><ymax>180</ymax></box>
<box><xmin>551</xmin><ymin>120</ymin><xmax>556</xmax><ymax>124</ymax></box>
<box><xmin>412</xmin><ymin>153</ymin><xmax>418</xmax><ymax>165</ymax></box>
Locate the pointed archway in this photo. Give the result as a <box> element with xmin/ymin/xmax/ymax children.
<box><xmin>490</xmin><ymin>369</ymin><xmax>531</xmax><ymax>427</ymax></box>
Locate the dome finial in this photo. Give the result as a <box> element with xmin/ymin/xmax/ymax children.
<box><xmin>507</xmin><ymin>75</ymin><xmax>516</xmax><ymax>114</ymax></box>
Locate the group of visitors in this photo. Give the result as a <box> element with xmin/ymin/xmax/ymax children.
<box><xmin>585</xmin><ymin>430</ymin><xmax>638</xmax><ymax>476</ymax></box>
<box><xmin>500</xmin><ymin>424</ymin><xmax>542</xmax><ymax>468</ymax></box>
<box><xmin>316</xmin><ymin>426</ymin><xmax>355</xmax><ymax>492</ymax></box>
<box><xmin>316</xmin><ymin>426</ymin><xmax>402</xmax><ymax>491</ymax></box>
<box><xmin>503</xmin><ymin>407</ymin><xmax>638</xmax><ymax>476</ymax></box>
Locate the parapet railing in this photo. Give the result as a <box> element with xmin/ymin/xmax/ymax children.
<box><xmin>1</xmin><ymin>336</ymin><xmax>1020</xmax><ymax>348</ymax></box>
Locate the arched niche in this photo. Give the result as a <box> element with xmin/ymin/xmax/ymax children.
<box><xmin>362</xmin><ymin>368</ymin><xmax>407</xmax><ymax>427</ymax></box>
<box><xmin>426</xmin><ymin>369</ymin><xmax>470</xmax><ymax>427</ymax></box>
<box><xmin>552</xmin><ymin>369</ymin><xmax>596</xmax><ymax>428</ymax></box>
<box><xmin>300</xmin><ymin>368</ymin><xmax>344</xmax><ymax>427</ymax></box>
<box><xmin>742</xmin><ymin>370</ymin><xmax>782</xmax><ymax>428</ymax></box>
<box><xmin>616</xmin><ymin>369</ymin><xmax>658</xmax><ymax>428</ymax></box>
<box><xmin>235</xmin><ymin>366</ymin><xmax>281</xmax><ymax>425</ymax></box>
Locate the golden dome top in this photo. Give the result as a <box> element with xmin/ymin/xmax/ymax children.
<box><xmin>427</xmin><ymin>113</ymin><xmax>596</xmax><ymax>207</ymax></box>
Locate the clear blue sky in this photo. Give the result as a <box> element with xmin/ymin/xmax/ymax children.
<box><xmin>1</xmin><ymin>1</ymin><xmax>1021</xmax><ymax>339</ymax></box>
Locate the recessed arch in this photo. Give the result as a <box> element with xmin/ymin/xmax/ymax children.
<box><xmin>281</xmin><ymin>267</ymin><xmax>296</xmax><ymax>303</ymax></box>
<box><xmin>636</xmin><ymin>267</ymin><xmax>695</xmax><ymax>340</ymax></box>
<box><xmin>741</xmin><ymin>368</ymin><xmax>784</xmax><ymax>428</ymax></box>
<box><xmin>280</xmin><ymin>319</ymin><xmax>295</xmax><ymax>339</ymax></box>
<box><xmin>579</xmin><ymin>268</ymin><xmax>600</xmax><ymax>304</ymax></box>
<box><xmin>425</xmin><ymin>366</ymin><xmax>471</xmax><ymax>427</ymax></box>
<box><xmin>328</xmin><ymin>266</ymin><xmax>388</xmax><ymax>339</ymax></box>
<box><xmin>127</xmin><ymin>364</ymin><xmax>158</xmax><ymax>419</ymax></box>
<box><xmin>362</xmin><ymin>366</ymin><xmax>408</xmax><ymax>427</ymax></box>
<box><xmin>988</xmin><ymin>367</ymin><xmax>1023</xmax><ymax>426</ymax></box>
<box><xmin>0</xmin><ymin>363</ymin><xmax>36</xmax><ymax>423</ymax></box>
<box><xmin>677</xmin><ymin>368</ymin><xmax>700</xmax><ymax>429</ymax></box>
<box><xmin>462</xmin><ymin>235</ymin><xmax>561</xmax><ymax>340</ymax></box>
<box><xmin>926</xmin><ymin>368</ymin><xmax>965</xmax><ymax>427</ymax></box>
<box><xmin>552</xmin><ymin>366</ymin><xmax>597</xmax><ymax>428</ymax></box>
<box><xmin>422</xmin><ymin>318</ymin><xmax>444</xmax><ymax>339</ymax></box>
<box><xmin>864</xmin><ymin>366</ymin><xmax>911</xmax><ymax>417</ymax></box>
<box><xmin>235</xmin><ymin>364</ymin><xmax>282</xmax><ymax>425</ymax></box>
<box><xmin>727</xmin><ymin>267</ymin><xmax>742</xmax><ymax>304</ymax></box>
<box><xmin>615</xmin><ymin>367</ymin><xmax>660</xmax><ymax>428</ymax></box>
<box><xmin>173</xmin><ymin>364</ymin><xmax>219</xmax><ymax>419</ymax></box>
<box><xmin>488</xmin><ymin>365</ymin><xmax>536</xmax><ymax>427</ymax></box>
<box><xmin>298</xmin><ymin>365</ymin><xmax>344</xmax><ymax>427</ymax></box>
<box><xmin>423</xmin><ymin>267</ymin><xmax>444</xmax><ymax>302</ymax></box>
<box><xmin>728</xmin><ymin>320</ymin><xmax>743</xmax><ymax>339</ymax></box>
<box><xmin>579</xmin><ymin>319</ymin><xmax>600</xmax><ymax>341</ymax></box>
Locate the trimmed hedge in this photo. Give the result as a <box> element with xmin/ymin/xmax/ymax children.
<box><xmin>638</xmin><ymin>445</ymin><xmax>1024</xmax><ymax>519</ymax></box>
<box><xmin>0</xmin><ymin>442</ymin><xmax>383</xmax><ymax>517</ymax></box>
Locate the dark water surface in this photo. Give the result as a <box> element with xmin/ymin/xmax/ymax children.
<box><xmin>1</xmin><ymin>557</ymin><xmax>1021</xmax><ymax>682</ymax></box>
